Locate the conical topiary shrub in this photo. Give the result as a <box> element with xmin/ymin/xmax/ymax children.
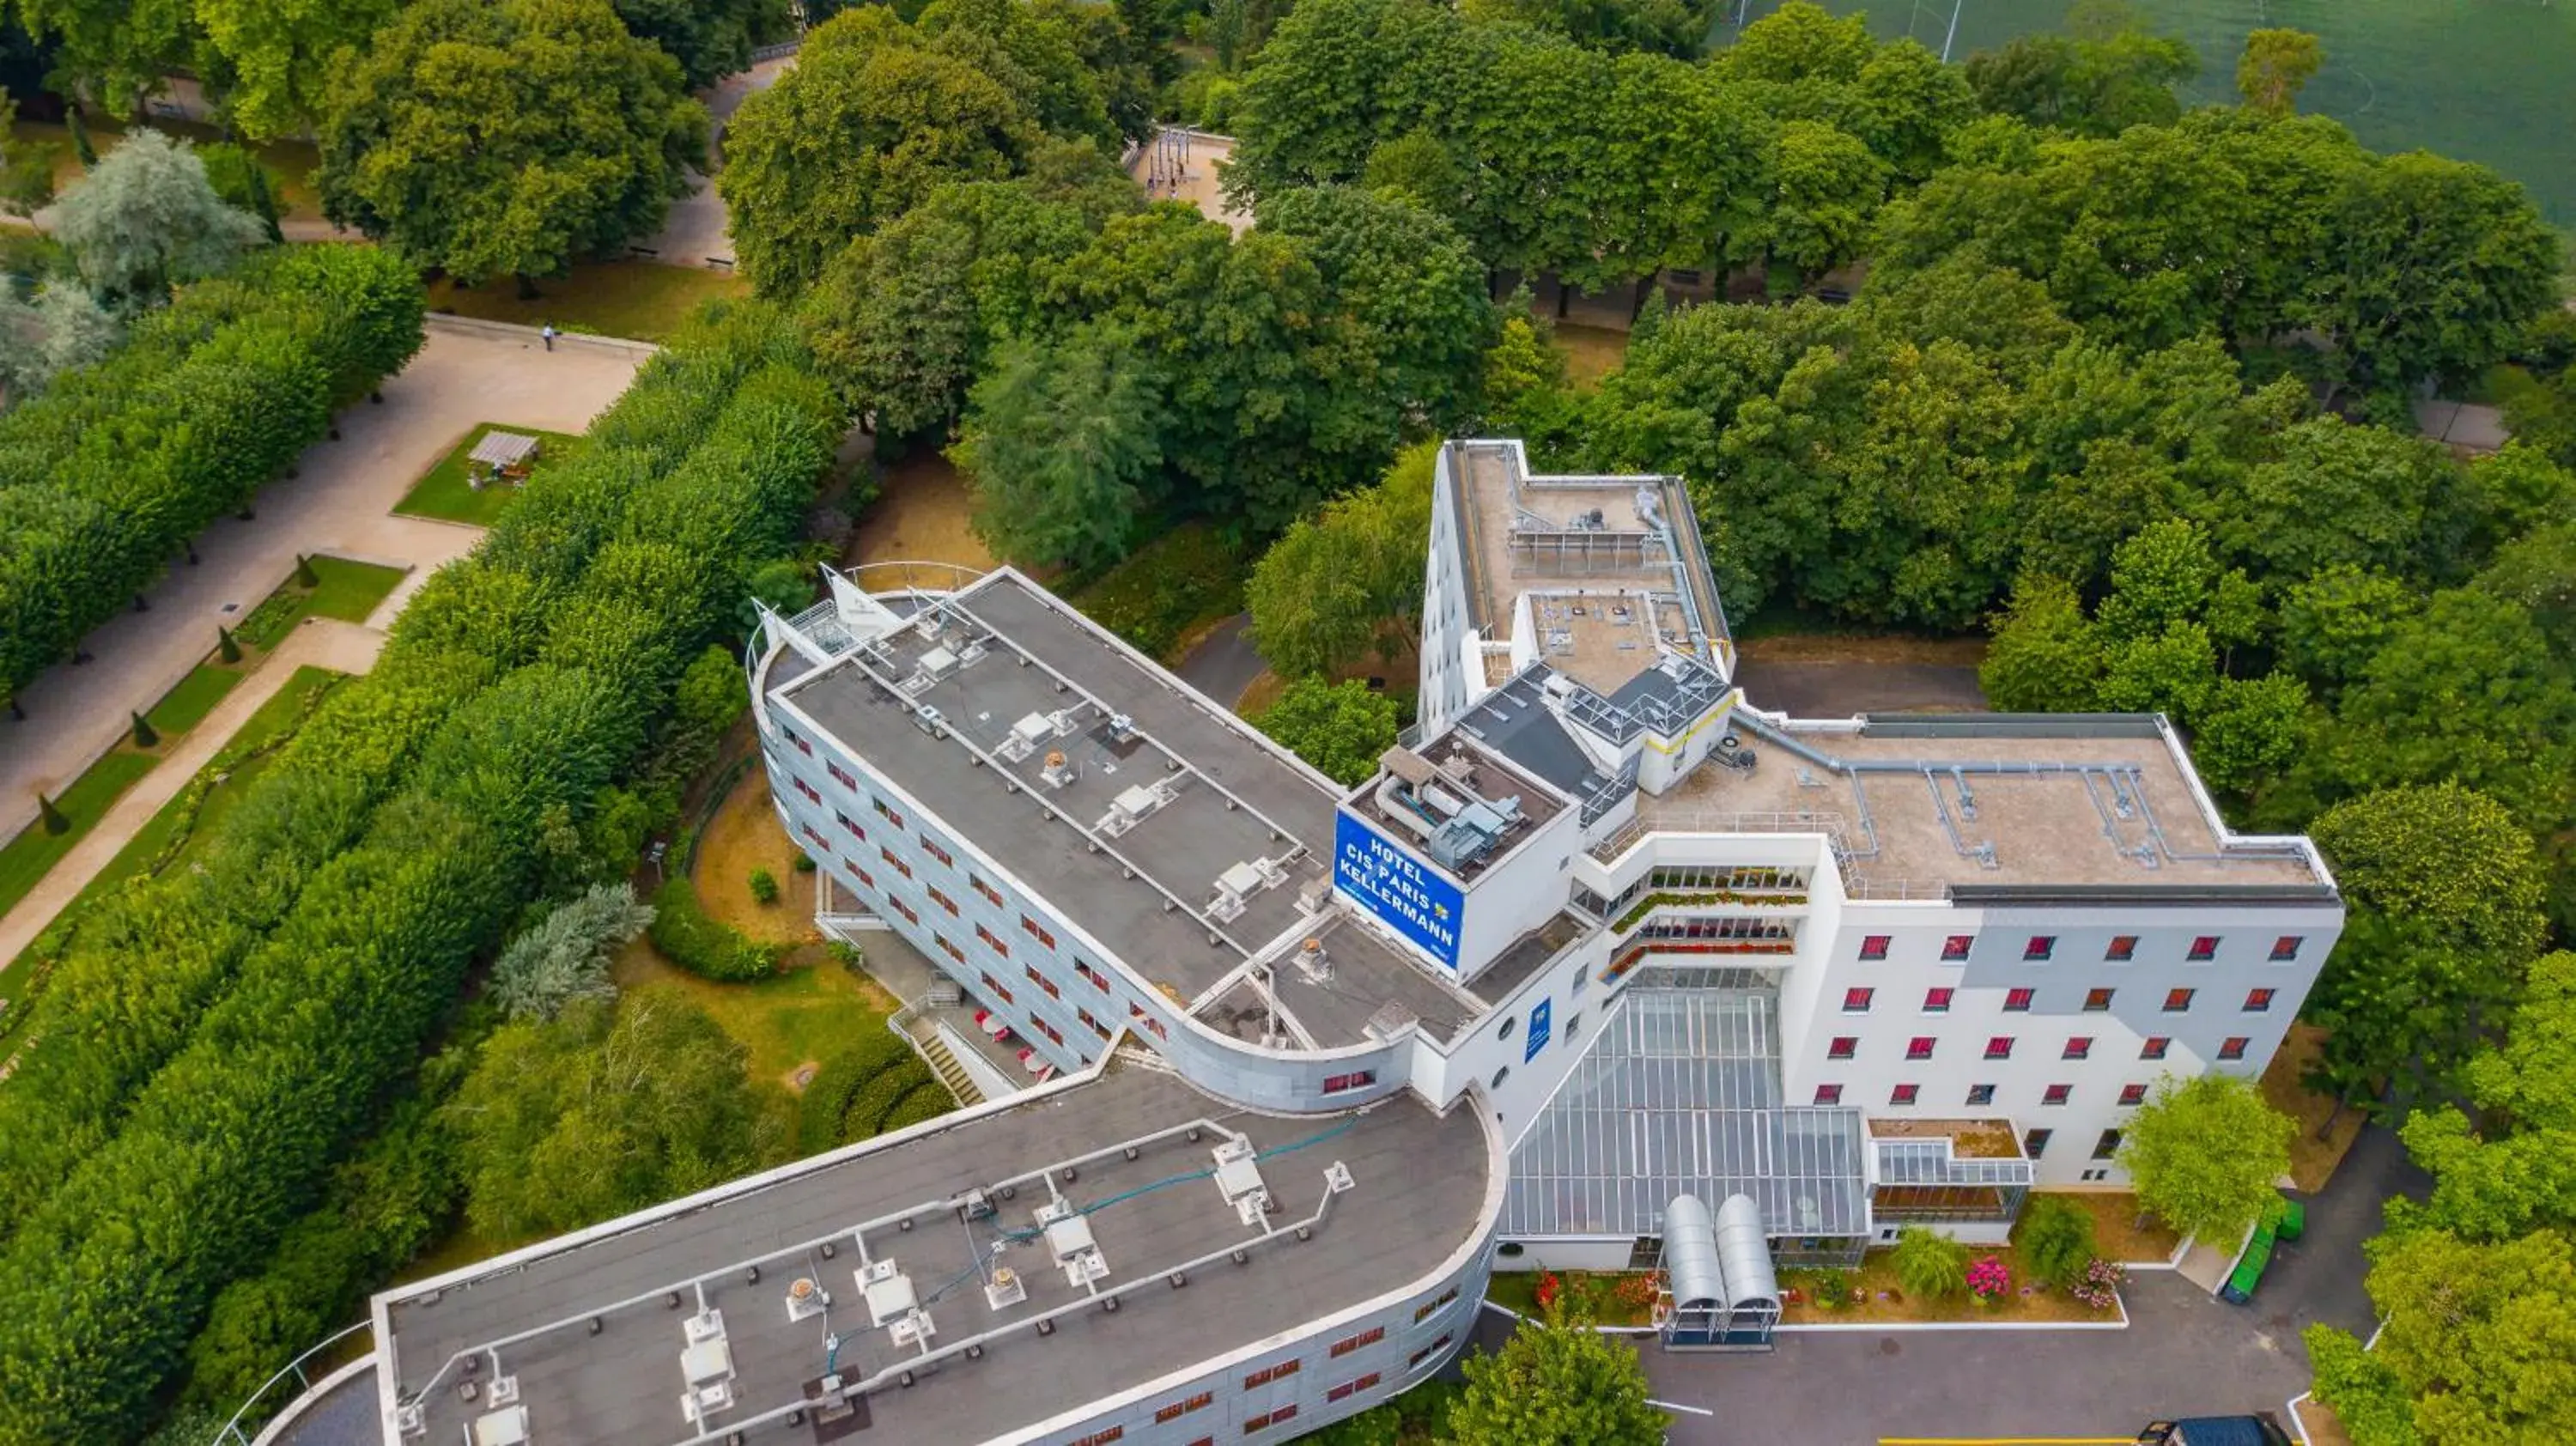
<box><xmin>217</xmin><ymin>627</ymin><xmax>241</xmax><ymax>664</ymax></box>
<box><xmin>294</xmin><ymin>554</ymin><xmax>319</xmax><ymax>587</ymax></box>
<box><xmin>38</xmin><ymin>793</ymin><xmax>68</xmax><ymax>835</ymax></box>
<box><xmin>131</xmin><ymin>710</ymin><xmax>159</xmax><ymax>748</ymax></box>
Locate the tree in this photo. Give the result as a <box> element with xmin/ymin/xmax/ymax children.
<box><xmin>2276</xmin><ymin>566</ymin><xmax>2416</xmax><ymax>694</ymax></box>
<box><xmin>2302</xmin><ymin>1325</ymin><xmax>2424</xmax><ymax>1446</ymax></box>
<box><xmin>2016</xmin><ymin>1194</ymin><xmax>2099</xmax><ymax>1289</ymax></box>
<box><xmin>489</xmin><ymin>882</ymin><xmax>655</xmax><ymax>1021</ymax></box>
<box><xmin>11</xmin><ymin>0</ymin><xmax>193</xmax><ymax>117</ymax></box>
<box><xmin>0</xmin><ymin>282</ymin><xmax>123</xmax><ymax>398</ymax></box>
<box><xmin>1961</xmin><ymin>5</ymin><xmax>2196</xmax><ymax>139</ymax></box>
<box><xmin>2189</xmin><ymin>671</ymin><xmax>2309</xmax><ymax>799</ymax></box>
<box><xmin>953</xmin><ymin>325</ymin><xmax>1168</xmax><ymax>571</ymax></box>
<box><xmin>447</xmin><ymin>992</ymin><xmax>788</xmax><ymax>1242</ymax></box>
<box><xmin>318</xmin><ymin>0</ymin><xmax>708</xmax><ymax>289</ymax></box>
<box><xmin>1247</xmin><ymin>442</ymin><xmax>1436</xmax><ymax>678</ymax></box>
<box><xmin>2357</xmin><ymin>1225</ymin><xmax>2576</xmax><ymax>1441</ymax></box>
<box><xmin>1255</xmin><ymin>677</ymin><xmax>1400</xmax><ymax>785</ymax></box>
<box><xmin>1448</xmin><ymin>1306</ymin><xmax>1666</xmax><ymax>1446</ymax></box>
<box><xmin>51</xmin><ymin>130</ymin><xmax>266</xmax><ymax>309</ymax></box>
<box><xmin>194</xmin><ymin>0</ymin><xmax>402</xmax><ymax>139</ymax></box>
<box><xmin>2236</xmin><ymin>28</ymin><xmax>2322</xmax><ymax>116</ymax></box>
<box><xmin>2312</xmin><ymin>151</ymin><xmax>2560</xmax><ymax>391</ymax></box>
<box><xmin>2389</xmin><ymin>952</ymin><xmax>2576</xmax><ymax>1243</ymax></box>
<box><xmin>1979</xmin><ymin>575</ymin><xmax>2101</xmax><ymax>712</ymax></box>
<box><xmin>1891</xmin><ymin>1224</ymin><xmax>1968</xmax><ymax>1298</ymax></box>
<box><xmin>1726</xmin><ymin>118</ymin><xmax>1887</xmax><ymax>283</ymax></box>
<box><xmin>197</xmin><ymin>142</ymin><xmax>283</xmax><ymax>242</ymax></box>
<box><xmin>2118</xmin><ymin>1072</ymin><xmax>2292</xmax><ymax>1243</ymax></box>
<box><xmin>613</xmin><ymin>0</ymin><xmax>793</xmax><ymax>88</ymax></box>
<box><xmin>719</xmin><ymin>7</ymin><xmax>1042</xmax><ymax>295</ymax></box>
<box><xmin>1463</xmin><ymin>0</ymin><xmax>1703</xmax><ymax>59</ymax></box>
<box><xmin>0</xmin><ymin>90</ymin><xmax>59</xmax><ymax>218</ymax></box>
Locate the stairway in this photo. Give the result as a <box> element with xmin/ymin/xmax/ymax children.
<box><xmin>911</xmin><ymin>1021</ymin><xmax>985</xmax><ymax>1108</ymax></box>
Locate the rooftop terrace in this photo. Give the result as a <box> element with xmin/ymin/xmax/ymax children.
<box><xmin>1445</xmin><ymin>440</ymin><xmax>1728</xmax><ymax>696</ymax></box>
<box><xmin>775</xmin><ymin>571</ymin><xmax>1488</xmax><ymax>1047</ymax></box>
<box><xmin>374</xmin><ymin>1064</ymin><xmax>1498</xmax><ymax>1446</ymax></box>
<box><xmin>1598</xmin><ymin>710</ymin><xmax>2329</xmax><ymax>898</ymax></box>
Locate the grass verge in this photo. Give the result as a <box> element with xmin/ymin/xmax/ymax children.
<box><xmin>147</xmin><ymin>662</ymin><xmax>244</xmax><ymax>736</ymax></box>
<box><xmin>394</xmin><ymin>423</ymin><xmax>588</xmax><ymax>527</ymax></box>
<box><xmin>235</xmin><ymin>556</ymin><xmax>406</xmax><ymax>648</ymax></box>
<box><xmin>614</xmin><ymin>941</ymin><xmax>898</xmax><ymax>1093</ymax></box>
<box><xmin>427</xmin><ymin>262</ymin><xmax>750</xmax><ymax>343</ymax></box>
<box><xmin>0</xmin><ymin>750</ymin><xmax>160</xmax><ymax>922</ymax></box>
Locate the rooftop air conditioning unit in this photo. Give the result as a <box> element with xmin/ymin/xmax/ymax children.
<box><xmin>1211</xmin><ymin>1138</ymin><xmax>1272</xmax><ymax>1227</ymax></box>
<box><xmin>786</xmin><ymin>1277</ymin><xmax>829</xmax><ymax>1323</ymax></box>
<box><xmin>1041</xmin><ymin>750</ymin><xmax>1076</xmax><ymax>788</ymax></box>
<box><xmin>1295</xmin><ymin>937</ymin><xmax>1330</xmax><ymax>984</ymax></box>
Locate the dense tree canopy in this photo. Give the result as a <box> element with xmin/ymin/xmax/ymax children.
<box><xmin>51</xmin><ymin>129</ymin><xmax>266</xmax><ymax>309</ymax></box>
<box><xmin>1450</xmin><ymin>1308</ymin><xmax>1667</xmax><ymax>1446</ymax></box>
<box><xmin>2118</xmin><ymin>1072</ymin><xmax>2293</xmax><ymax>1243</ymax></box>
<box><xmin>317</xmin><ymin>0</ymin><xmax>708</xmax><ymax>286</ymax></box>
<box><xmin>1255</xmin><ymin>676</ymin><xmax>1401</xmax><ymax>785</ymax></box>
<box><xmin>611</xmin><ymin>0</ymin><xmax>792</xmax><ymax>88</ymax></box>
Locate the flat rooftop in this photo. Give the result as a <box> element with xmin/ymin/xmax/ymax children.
<box><xmin>777</xmin><ymin>571</ymin><xmax>1487</xmax><ymax>1046</ymax></box>
<box><xmin>1445</xmin><ymin>440</ymin><xmax>1728</xmax><ymax>696</ymax></box>
<box><xmin>376</xmin><ymin>1064</ymin><xmax>1497</xmax><ymax>1446</ymax></box>
<box><xmin>1604</xmin><ymin>711</ymin><xmax>2327</xmax><ymax>896</ymax></box>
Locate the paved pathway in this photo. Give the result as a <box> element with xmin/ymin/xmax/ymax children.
<box><xmin>1614</xmin><ymin>1125</ymin><xmax>2425</xmax><ymax>1443</ymax></box>
<box><xmin>0</xmin><ymin>329</ymin><xmax>643</xmax><ymax>844</ymax></box>
<box><xmin>0</xmin><ymin>619</ymin><xmax>386</xmax><ymax>970</ymax></box>
<box><xmin>642</xmin><ymin>56</ymin><xmax>796</xmax><ymax>267</ymax></box>
<box><xmin>1176</xmin><ymin>614</ymin><xmax>1266</xmax><ymax>712</ymax></box>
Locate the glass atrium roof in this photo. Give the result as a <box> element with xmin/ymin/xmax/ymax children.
<box><xmin>1504</xmin><ymin>987</ymin><xmax>1869</xmax><ymax>1239</ymax></box>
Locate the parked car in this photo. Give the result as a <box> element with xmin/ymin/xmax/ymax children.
<box><xmin>2137</xmin><ymin>1414</ymin><xmax>2296</xmax><ymax>1446</ymax></box>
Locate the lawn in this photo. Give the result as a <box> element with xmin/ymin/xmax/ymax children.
<box><xmin>146</xmin><ymin>662</ymin><xmax>244</xmax><ymax>737</ymax></box>
<box><xmin>76</xmin><ymin>666</ymin><xmax>347</xmax><ymax>908</ymax></box>
<box><xmin>1552</xmin><ymin>323</ymin><xmax>1631</xmax><ymax>388</ymax></box>
<box><xmin>2040</xmin><ymin>1188</ymin><xmax>2184</xmax><ymax>1265</ymax></box>
<box><xmin>614</xmin><ymin>942</ymin><xmax>900</xmax><ymax>1092</ymax></box>
<box><xmin>234</xmin><ymin>556</ymin><xmax>407</xmax><ymax>648</ymax></box>
<box><xmin>0</xmin><ymin>749</ymin><xmax>161</xmax><ymax>924</ymax></box>
<box><xmin>428</xmin><ymin>261</ymin><xmax>750</xmax><ymax>343</ymax></box>
<box><xmin>395</xmin><ymin>423</ymin><xmax>588</xmax><ymax>527</ymax></box>
<box><xmin>1729</xmin><ymin>0</ymin><xmax>2576</xmax><ymax>227</ymax></box>
<box><xmin>10</xmin><ymin>115</ymin><xmax>323</xmax><ymax>218</ymax></box>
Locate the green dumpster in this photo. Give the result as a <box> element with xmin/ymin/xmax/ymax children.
<box><xmin>2275</xmin><ymin>1198</ymin><xmax>2306</xmax><ymax>1242</ymax></box>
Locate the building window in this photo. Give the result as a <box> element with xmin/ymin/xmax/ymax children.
<box><xmin>1243</xmin><ymin>1404</ymin><xmax>1299</xmax><ymax>1434</ymax></box>
<box><xmin>971</xmin><ymin>876</ymin><xmax>1002</xmax><ymax>908</ymax></box>
<box><xmin>1890</xmin><ymin>1083</ymin><xmax>1920</xmax><ymax>1106</ymax></box>
<box><xmin>1906</xmin><ymin>1036</ymin><xmax>1935</xmax><ymax>1061</ymax></box>
<box><xmin>1407</xmin><ymin>1334</ymin><xmax>1455</xmax><ymax>1369</ymax></box>
<box><xmin>919</xmin><ymin>837</ymin><xmax>954</xmax><ymax>868</ymax></box>
<box><xmin>2141</xmin><ymin>1036</ymin><xmax>2170</xmax><ymax>1060</ymax></box>
<box><xmin>2083</xmin><ymin>987</ymin><xmax>2115</xmax><ymax>1012</ymax></box>
<box><xmin>2024</xmin><ymin>1128</ymin><xmax>2051</xmax><ymax>1157</ymax></box>
<box><xmin>1330</xmin><ymin>1328</ymin><xmax>1384</xmax><ymax>1358</ymax></box>
<box><xmin>1078</xmin><ymin>1007</ymin><xmax>1111</xmax><ymax>1041</ymax></box>
<box><xmin>2004</xmin><ymin>987</ymin><xmax>2035</xmax><ymax>1012</ymax></box>
<box><xmin>787</xmin><ymin>730</ymin><xmax>810</xmax><ymax>756</ymax></box>
<box><xmin>976</xmin><ymin>923</ymin><xmax>1010</xmax><ymax>958</ymax></box>
<box><xmin>1814</xmin><ymin>1084</ymin><xmax>1844</xmax><ymax>1106</ymax></box>
<box><xmin>981</xmin><ymin>972</ymin><xmax>1012</xmax><ymax>1006</ymax></box>
<box><xmin>871</xmin><ymin>797</ymin><xmax>902</xmax><ymax>829</ymax></box>
<box><xmin>1827</xmin><ymin>1036</ymin><xmax>1857</xmax><ymax>1060</ymax></box>
<box><xmin>938</xmin><ymin>936</ymin><xmax>965</xmax><ymax>965</ymax></box>
<box><xmin>793</xmin><ymin>777</ymin><xmax>821</xmax><ymax>805</ymax></box>
<box><xmin>2219</xmin><ymin>1036</ymin><xmax>2250</xmax><ymax>1061</ymax></box>
<box><xmin>2093</xmin><ymin>1129</ymin><xmax>2123</xmax><ymax>1161</ymax></box>
<box><xmin>1075</xmin><ymin>960</ymin><xmax>1110</xmax><ymax>992</ymax></box>
<box><xmin>1842</xmin><ymin>987</ymin><xmax>1874</xmax><ymax>1013</ymax></box>
<box><xmin>1490</xmin><ymin>1066</ymin><xmax>1510</xmax><ymax>1091</ymax></box>
<box><xmin>927</xmin><ymin>886</ymin><xmax>958</xmax><ymax>916</ymax></box>
<box><xmin>2244</xmin><ymin>987</ymin><xmax>2276</xmax><ymax>1012</ymax></box>
<box><xmin>2188</xmin><ymin>935</ymin><xmax>2221</xmax><ymax>962</ymax></box>
<box><xmin>2163</xmin><ymin>987</ymin><xmax>2196</xmax><ymax>1012</ymax></box>
<box><xmin>1155</xmin><ymin>1393</ymin><xmax>1213</xmax><ymax>1425</ymax></box>
<box><xmin>801</xmin><ymin>824</ymin><xmax>833</xmax><ymax>854</ymax></box>
<box><xmin>1024</xmin><ymin>963</ymin><xmax>1061</xmax><ymax>999</ymax></box>
<box><xmin>1413</xmin><ymin>1288</ymin><xmax>1459</xmax><ymax>1323</ymax></box>
<box><xmin>2118</xmin><ymin>1083</ymin><xmax>2148</xmax><ymax>1106</ymax></box>
<box><xmin>1022</xmin><ymin>914</ymin><xmax>1058</xmax><ymax>950</ymax></box>
<box><xmin>878</xmin><ymin>845</ymin><xmax>911</xmax><ymax>879</ymax></box>
<box><xmin>2063</xmin><ymin>1036</ymin><xmax>2093</xmax><ymax>1060</ymax></box>
<box><xmin>827</xmin><ymin>762</ymin><xmax>857</xmax><ymax>791</ymax></box>
<box><xmin>2270</xmin><ymin>935</ymin><xmax>2304</xmax><ymax>962</ymax></box>
<box><xmin>836</xmin><ymin>811</ymin><xmax>865</xmax><ymax>841</ymax></box>
<box><xmin>1323</xmin><ymin>1071</ymin><xmax>1376</xmax><ymax>1094</ymax></box>
<box><xmin>850</xmin><ymin>864</ymin><xmax>875</xmax><ymax>890</ymax></box>
<box><xmin>1069</xmin><ymin>1430</ymin><xmax>1124</xmax><ymax>1446</ymax></box>
<box><xmin>1565</xmin><ymin>1012</ymin><xmax>1583</xmax><ymax>1039</ymax></box>
<box><xmin>1327</xmin><ymin>1373</ymin><xmax>1382</xmax><ymax>1404</ymax></box>
<box><xmin>1242</xmin><ymin>1360</ymin><xmax>1302</xmax><ymax>1390</ymax></box>
<box><xmin>888</xmin><ymin>898</ymin><xmax>918</xmax><ymax>926</ymax></box>
<box><xmin>2043</xmin><ymin>1083</ymin><xmax>2073</xmax><ymax>1106</ymax></box>
<box><xmin>1984</xmin><ymin>1036</ymin><xmax>2014</xmax><ymax>1060</ymax></box>
<box><xmin>2105</xmin><ymin>934</ymin><xmax>2138</xmax><ymax>962</ymax></box>
<box><xmin>2025</xmin><ymin>935</ymin><xmax>2056</xmax><ymax>961</ymax></box>
<box><xmin>1965</xmin><ymin>1083</ymin><xmax>1996</xmax><ymax>1107</ymax></box>
<box><xmin>1941</xmin><ymin>934</ymin><xmax>1973</xmax><ymax>961</ymax></box>
<box><xmin>1860</xmin><ymin>934</ymin><xmax>1892</xmax><ymax>961</ymax></box>
<box><xmin>1923</xmin><ymin>987</ymin><xmax>1954</xmax><ymax>1013</ymax></box>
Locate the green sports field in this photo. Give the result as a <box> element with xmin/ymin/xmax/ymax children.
<box><xmin>1733</xmin><ymin>0</ymin><xmax>2576</xmax><ymax>226</ymax></box>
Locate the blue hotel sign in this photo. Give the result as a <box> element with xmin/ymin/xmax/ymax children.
<box><xmin>1524</xmin><ymin>998</ymin><xmax>1552</xmax><ymax>1062</ymax></box>
<box><xmin>1333</xmin><ymin>812</ymin><xmax>1466</xmax><ymax>970</ymax></box>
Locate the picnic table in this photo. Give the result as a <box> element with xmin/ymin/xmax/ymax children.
<box><xmin>467</xmin><ymin>430</ymin><xmax>543</xmax><ymax>488</ymax></box>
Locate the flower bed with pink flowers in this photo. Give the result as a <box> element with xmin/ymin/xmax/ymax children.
<box><xmin>1781</xmin><ymin>1242</ymin><xmax>2124</xmax><ymax>1325</ymax></box>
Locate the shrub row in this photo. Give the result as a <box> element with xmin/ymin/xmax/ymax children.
<box><xmin>0</xmin><ymin>300</ymin><xmax>844</xmax><ymax>1443</ymax></box>
<box><xmin>647</xmin><ymin>876</ymin><xmax>782</xmax><ymax>981</ymax></box>
<box><xmin>0</xmin><ymin>247</ymin><xmax>427</xmax><ymax>696</ymax></box>
<box><xmin>878</xmin><ymin>1080</ymin><xmax>955</xmax><ymax>1136</ymax></box>
<box><xmin>841</xmin><ymin>1056</ymin><xmax>939</xmax><ymax>1146</ymax></box>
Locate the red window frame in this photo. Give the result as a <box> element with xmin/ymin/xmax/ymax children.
<box><xmin>1923</xmin><ymin>987</ymin><xmax>1954</xmax><ymax>1012</ymax></box>
<box><xmin>2004</xmin><ymin>987</ymin><xmax>2036</xmax><ymax>1012</ymax></box>
<box><xmin>2244</xmin><ymin>987</ymin><xmax>2275</xmax><ymax>1012</ymax></box>
<box><xmin>1889</xmin><ymin>1083</ymin><xmax>1920</xmax><ymax>1106</ymax></box>
<box><xmin>2105</xmin><ymin>934</ymin><xmax>2138</xmax><ymax>962</ymax></box>
<box><xmin>2118</xmin><ymin>1083</ymin><xmax>2149</xmax><ymax>1106</ymax></box>
<box><xmin>2141</xmin><ymin>1036</ymin><xmax>2170</xmax><ymax>1060</ymax></box>
<box><xmin>2024</xmin><ymin>934</ymin><xmax>2056</xmax><ymax>961</ymax></box>
<box><xmin>1906</xmin><ymin>1036</ymin><xmax>1935</xmax><ymax>1061</ymax></box>
<box><xmin>2083</xmin><ymin>987</ymin><xmax>2115</xmax><ymax>1012</ymax></box>
<box><xmin>2188</xmin><ymin>935</ymin><xmax>2221</xmax><ymax>961</ymax></box>
<box><xmin>2042</xmin><ymin>1083</ymin><xmax>2073</xmax><ymax>1105</ymax></box>
<box><xmin>2269</xmin><ymin>935</ymin><xmax>2303</xmax><ymax>962</ymax></box>
<box><xmin>2218</xmin><ymin>1036</ymin><xmax>2250</xmax><ymax>1061</ymax></box>
<box><xmin>1941</xmin><ymin>934</ymin><xmax>1973</xmax><ymax>961</ymax></box>
<box><xmin>2163</xmin><ymin>987</ymin><xmax>2196</xmax><ymax>1012</ymax></box>
<box><xmin>1827</xmin><ymin>1036</ymin><xmax>1858</xmax><ymax>1060</ymax></box>
<box><xmin>1859</xmin><ymin>934</ymin><xmax>1892</xmax><ymax>961</ymax></box>
<box><xmin>1841</xmin><ymin>987</ymin><xmax>1874</xmax><ymax>1012</ymax></box>
<box><xmin>1329</xmin><ymin>1327</ymin><xmax>1383</xmax><ymax>1358</ymax></box>
<box><xmin>2063</xmin><ymin>1036</ymin><xmax>2093</xmax><ymax>1060</ymax></box>
<box><xmin>1814</xmin><ymin>1084</ymin><xmax>1844</xmax><ymax>1105</ymax></box>
<box><xmin>1985</xmin><ymin>1036</ymin><xmax>2014</xmax><ymax>1060</ymax></box>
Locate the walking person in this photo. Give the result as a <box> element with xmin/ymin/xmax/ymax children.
<box><xmin>540</xmin><ymin>322</ymin><xmax>556</xmax><ymax>352</ymax></box>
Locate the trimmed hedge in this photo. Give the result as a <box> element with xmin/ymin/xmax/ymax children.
<box><xmin>647</xmin><ymin>877</ymin><xmax>781</xmax><ymax>981</ymax></box>
<box><xmin>878</xmin><ymin>1079</ymin><xmax>956</xmax><ymax>1135</ymax></box>
<box><xmin>0</xmin><ymin>247</ymin><xmax>427</xmax><ymax>696</ymax></box>
<box><xmin>0</xmin><ymin>301</ymin><xmax>846</xmax><ymax>1443</ymax></box>
<box><xmin>841</xmin><ymin>1056</ymin><xmax>937</xmax><ymax>1144</ymax></box>
<box><xmin>796</xmin><ymin>1032</ymin><xmax>913</xmax><ymax>1154</ymax></box>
